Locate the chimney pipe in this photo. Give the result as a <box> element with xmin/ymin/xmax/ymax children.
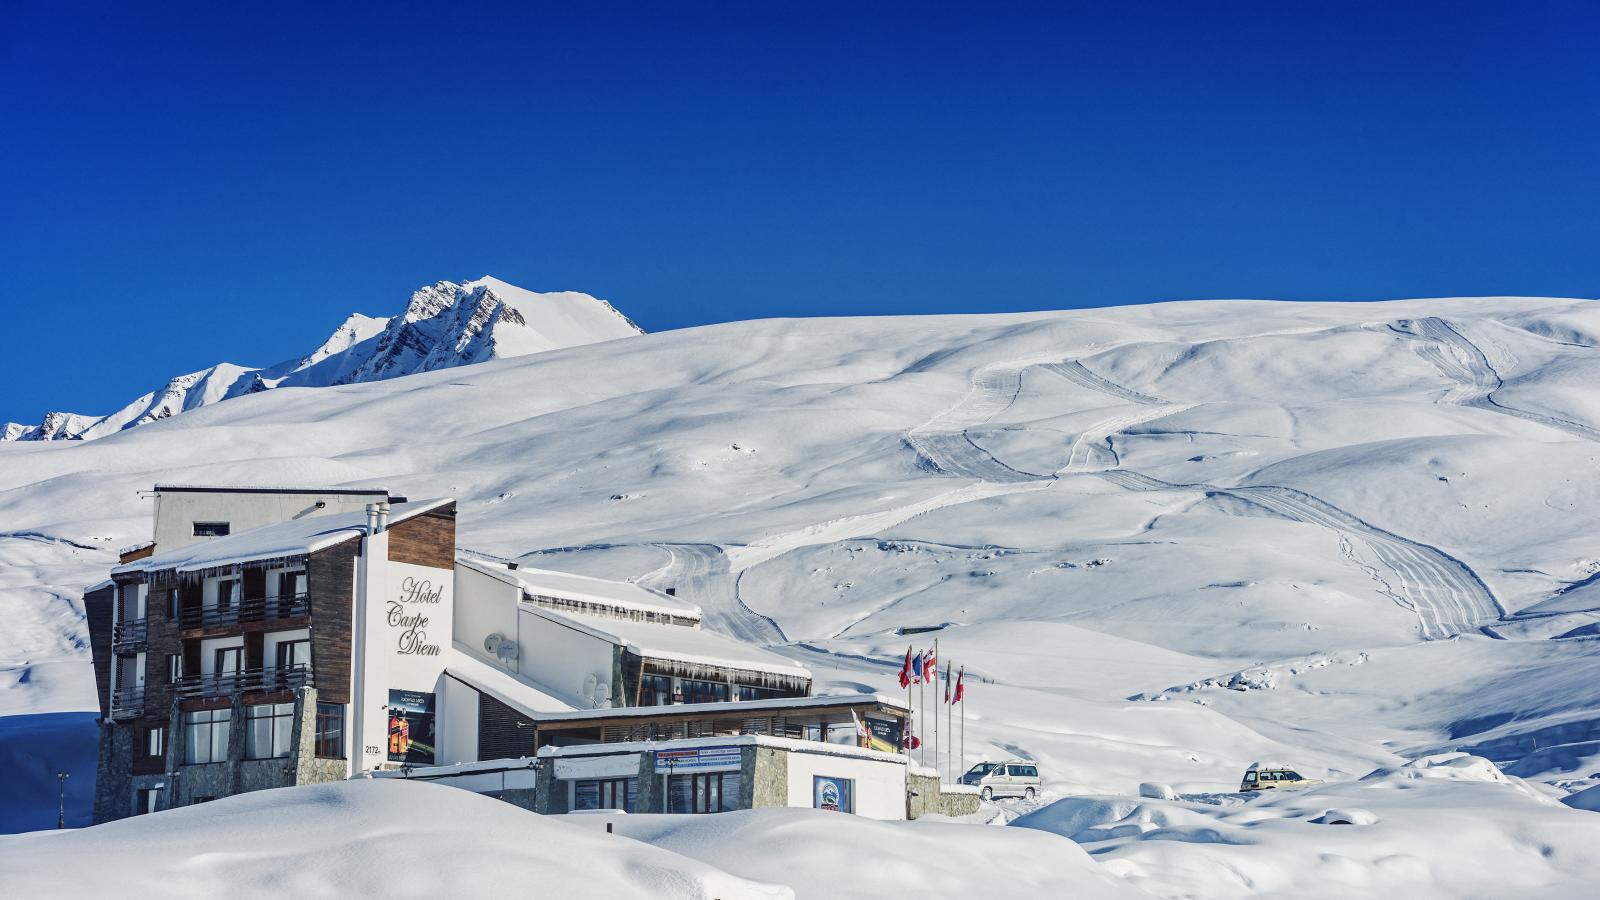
<box><xmin>375</xmin><ymin>501</ymin><xmax>390</xmax><ymax>534</ymax></box>
<box><xmin>365</xmin><ymin>503</ymin><xmax>380</xmax><ymax>535</ymax></box>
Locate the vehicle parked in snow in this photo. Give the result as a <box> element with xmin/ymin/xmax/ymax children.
<box><xmin>1240</xmin><ymin>763</ymin><xmax>1320</xmax><ymax>792</ymax></box>
<box><xmin>962</xmin><ymin>760</ymin><xmax>1040</xmax><ymax>800</ymax></box>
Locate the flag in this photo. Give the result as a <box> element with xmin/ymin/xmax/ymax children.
<box><xmin>852</xmin><ymin>710</ymin><xmax>869</xmax><ymax>740</ymax></box>
<box><xmin>926</xmin><ymin>646</ymin><xmax>937</xmax><ymax>674</ymax></box>
<box><xmin>953</xmin><ymin>666</ymin><xmax>965</xmax><ymax>704</ymax></box>
<box><xmin>911</xmin><ymin>650</ymin><xmax>925</xmax><ymax>684</ymax></box>
<box><xmin>897</xmin><ymin>646</ymin><xmax>913</xmax><ymax>689</ymax></box>
<box><xmin>943</xmin><ymin>662</ymin><xmax>952</xmax><ymax>704</ymax></box>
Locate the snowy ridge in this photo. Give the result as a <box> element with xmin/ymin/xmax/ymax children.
<box><xmin>1</xmin><ymin>276</ymin><xmax>643</xmax><ymax>441</ymax></box>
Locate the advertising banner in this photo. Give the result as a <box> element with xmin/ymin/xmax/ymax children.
<box><xmin>813</xmin><ymin>775</ymin><xmax>854</xmax><ymax>813</ymax></box>
<box><xmin>654</xmin><ymin>745</ymin><xmax>741</xmax><ymax>773</ymax></box>
<box><xmin>865</xmin><ymin>716</ymin><xmax>902</xmax><ymax>753</ymax></box>
<box><xmin>387</xmin><ymin>689</ymin><xmax>437</xmax><ymax>764</ymax></box>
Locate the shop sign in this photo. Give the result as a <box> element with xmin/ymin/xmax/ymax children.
<box><xmin>654</xmin><ymin>745</ymin><xmax>741</xmax><ymax>773</ymax></box>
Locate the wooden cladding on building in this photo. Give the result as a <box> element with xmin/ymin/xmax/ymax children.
<box><xmin>478</xmin><ymin>690</ymin><xmax>536</xmax><ymax>761</ymax></box>
<box><xmin>387</xmin><ymin>503</ymin><xmax>456</xmax><ymax>569</ymax></box>
<box><xmin>308</xmin><ymin>540</ymin><xmax>358</xmax><ymax>705</ymax></box>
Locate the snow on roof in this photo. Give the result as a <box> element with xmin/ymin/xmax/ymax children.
<box><xmin>114</xmin><ymin>498</ymin><xmax>452</xmax><ymax>574</ymax></box>
<box><xmin>531</xmin><ymin>691</ymin><xmax>905</xmax><ymax>724</ymax></box>
<box><xmin>536</xmin><ymin>733</ymin><xmax>909</xmax><ymax>765</ymax></box>
<box><xmin>444</xmin><ymin>644</ymin><xmax>575</xmax><ymax>718</ymax></box>
<box><xmin>152</xmin><ymin>484</ymin><xmax>394</xmax><ymax>495</ymax></box>
<box><xmin>528</xmin><ymin>606</ymin><xmax>810</xmax><ymax>680</ymax></box>
<box><xmin>458</xmin><ymin>556</ymin><xmax>700</xmax><ymax>620</ymax></box>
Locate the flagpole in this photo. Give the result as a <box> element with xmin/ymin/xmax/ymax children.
<box><xmin>947</xmin><ymin>663</ymin><xmax>954</xmax><ymax>783</ymax></box>
<box><xmin>928</xmin><ymin>637</ymin><xmax>934</xmax><ymax>778</ymax></box>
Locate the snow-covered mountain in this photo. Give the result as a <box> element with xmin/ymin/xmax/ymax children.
<box><xmin>3</xmin><ymin>295</ymin><xmax>1598</xmax><ymax>895</ymax></box>
<box><xmin>0</xmin><ymin>276</ymin><xmax>643</xmax><ymax>441</ymax></box>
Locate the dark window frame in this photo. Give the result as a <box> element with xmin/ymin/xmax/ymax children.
<box><xmin>192</xmin><ymin>522</ymin><xmax>231</xmax><ymax>537</ymax></box>
<box><xmin>314</xmin><ymin>703</ymin><xmax>345</xmax><ymax>759</ymax></box>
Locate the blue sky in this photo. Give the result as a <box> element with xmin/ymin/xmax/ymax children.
<box><xmin>3</xmin><ymin>2</ymin><xmax>1597</xmax><ymax>423</ymax></box>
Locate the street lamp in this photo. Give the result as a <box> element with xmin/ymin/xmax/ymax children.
<box><xmin>56</xmin><ymin>772</ymin><xmax>69</xmax><ymax>829</ymax></box>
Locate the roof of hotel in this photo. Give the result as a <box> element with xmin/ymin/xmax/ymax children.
<box><xmin>457</xmin><ymin>556</ymin><xmax>701</xmax><ymax>620</ymax></box>
<box><xmin>113</xmin><ymin>498</ymin><xmax>453</xmax><ymax>575</ymax></box>
<box><xmin>530</xmin><ymin>691</ymin><xmax>906</xmax><ymax>724</ymax></box>
<box><xmin>444</xmin><ymin>645</ymin><xmax>576</xmax><ymax>717</ymax></box>
<box><xmin>527</xmin><ymin>605</ymin><xmax>812</xmax><ymax>680</ymax></box>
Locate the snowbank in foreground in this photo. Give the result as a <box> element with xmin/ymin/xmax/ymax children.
<box><xmin>0</xmin><ymin>780</ymin><xmax>786</xmax><ymax>900</ymax></box>
<box><xmin>1011</xmin><ymin>754</ymin><xmax>1600</xmax><ymax>899</ymax></box>
<box><xmin>564</xmin><ymin>806</ymin><xmax>1142</xmax><ymax>900</ymax></box>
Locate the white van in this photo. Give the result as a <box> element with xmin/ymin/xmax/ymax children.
<box><xmin>1240</xmin><ymin>762</ymin><xmax>1319</xmax><ymax>792</ymax></box>
<box><xmin>962</xmin><ymin>760</ymin><xmax>1041</xmax><ymax>801</ymax></box>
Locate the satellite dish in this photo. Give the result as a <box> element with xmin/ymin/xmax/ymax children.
<box><xmin>484</xmin><ymin>633</ymin><xmax>503</xmax><ymax>654</ymax></box>
<box><xmin>594</xmin><ymin>683</ymin><xmax>611</xmax><ymax>708</ymax></box>
<box><xmin>496</xmin><ymin>640</ymin><xmax>519</xmax><ymax>664</ymax></box>
<box><xmin>581</xmin><ymin>674</ymin><xmax>598</xmax><ymax>704</ymax></box>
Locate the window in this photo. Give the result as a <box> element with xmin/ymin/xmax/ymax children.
<box><xmin>193</xmin><ymin>522</ymin><xmax>230</xmax><ymax>537</ymax></box>
<box><xmin>573</xmin><ymin>778</ymin><xmax>636</xmax><ymax>812</ymax></box>
<box><xmin>166</xmin><ymin>588</ymin><xmax>180</xmax><ymax>619</ymax></box>
<box><xmin>135</xmin><ymin>788</ymin><xmax>159</xmax><ymax>815</ymax></box>
<box><xmin>1008</xmin><ymin>765</ymin><xmax>1038</xmax><ymax>778</ymax></box>
<box><xmin>276</xmin><ymin>639</ymin><xmax>311</xmax><ymax>671</ymax></box>
<box><xmin>276</xmin><ymin>570</ymin><xmax>306</xmax><ymax>600</ymax></box>
<box><xmin>638</xmin><ymin>674</ymin><xmax>672</xmax><ymax>706</ymax></box>
<box><xmin>812</xmin><ymin>776</ymin><xmax>854</xmax><ymax>813</ymax></box>
<box><xmin>215</xmin><ymin>578</ymin><xmax>240</xmax><ymax>612</ymax></box>
<box><xmin>143</xmin><ymin>725</ymin><xmax>165</xmax><ymax>758</ymax></box>
<box><xmin>734</xmin><ymin>684</ymin><xmax>784</xmax><ymax>702</ymax></box>
<box><xmin>677</xmin><ymin>679</ymin><xmax>730</xmax><ymax>705</ymax></box>
<box><xmin>246</xmin><ymin>702</ymin><xmax>296</xmax><ymax>759</ymax></box>
<box><xmin>166</xmin><ymin>653</ymin><xmax>184</xmax><ymax>684</ymax></box>
<box><xmin>214</xmin><ymin>646</ymin><xmax>242</xmax><ymax>677</ymax></box>
<box><xmin>183</xmin><ymin>708</ymin><xmax>231</xmax><ymax>764</ymax></box>
<box><xmin>668</xmin><ymin>772</ymin><xmax>741</xmax><ymax>813</ymax></box>
<box><xmin>314</xmin><ymin>703</ymin><xmax>344</xmax><ymax>759</ymax></box>
<box><xmin>191</xmin><ymin>795</ymin><xmax>216</xmax><ymax>804</ymax></box>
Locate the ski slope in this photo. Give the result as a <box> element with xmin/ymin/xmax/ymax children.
<box><xmin>2</xmin><ymin>294</ymin><xmax>1599</xmax><ymax>895</ymax></box>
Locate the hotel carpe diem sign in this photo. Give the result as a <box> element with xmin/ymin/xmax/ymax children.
<box><xmin>387</xmin><ymin>574</ymin><xmax>444</xmax><ymax>656</ymax></box>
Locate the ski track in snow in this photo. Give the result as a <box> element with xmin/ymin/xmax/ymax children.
<box><xmin>904</xmin><ymin>361</ymin><xmax>1055</xmax><ymax>482</ymax></box>
<box><xmin>1391</xmin><ymin>317</ymin><xmax>1600</xmax><ymax>442</ymax></box>
<box><xmin>1089</xmin><ymin>469</ymin><xmax>1503</xmax><ymax>638</ymax></box>
<box><xmin>635</xmin><ymin>543</ymin><xmax>786</xmax><ymax>644</ymax></box>
<box><xmin>902</xmin><ymin>348</ymin><xmax>1502</xmax><ymax>640</ymax></box>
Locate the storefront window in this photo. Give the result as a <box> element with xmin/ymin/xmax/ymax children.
<box><xmin>668</xmin><ymin>772</ymin><xmax>741</xmax><ymax>813</ymax></box>
<box><xmin>573</xmin><ymin>777</ymin><xmax>636</xmax><ymax>811</ymax></box>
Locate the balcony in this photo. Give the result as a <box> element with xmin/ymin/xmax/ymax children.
<box><xmin>179</xmin><ymin>592</ymin><xmax>311</xmax><ymax>631</ymax></box>
<box><xmin>109</xmin><ymin>687</ymin><xmax>145</xmax><ymax>720</ymax></box>
<box><xmin>174</xmin><ymin>665</ymin><xmax>313</xmax><ymax>699</ymax></box>
<box><xmin>111</xmin><ymin>618</ymin><xmax>148</xmax><ymax>652</ymax></box>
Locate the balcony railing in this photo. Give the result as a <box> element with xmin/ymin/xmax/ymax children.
<box><xmin>174</xmin><ymin>665</ymin><xmax>313</xmax><ymax>699</ymax></box>
<box><xmin>179</xmin><ymin>592</ymin><xmax>311</xmax><ymax>631</ymax></box>
<box><xmin>109</xmin><ymin>687</ymin><xmax>145</xmax><ymax>720</ymax></box>
<box><xmin>111</xmin><ymin>618</ymin><xmax>148</xmax><ymax>652</ymax></box>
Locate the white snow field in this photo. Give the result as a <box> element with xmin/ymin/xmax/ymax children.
<box><xmin>0</xmin><ymin>779</ymin><xmax>790</xmax><ymax>900</ymax></box>
<box><xmin>2</xmin><ymin>294</ymin><xmax>1599</xmax><ymax>894</ymax></box>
